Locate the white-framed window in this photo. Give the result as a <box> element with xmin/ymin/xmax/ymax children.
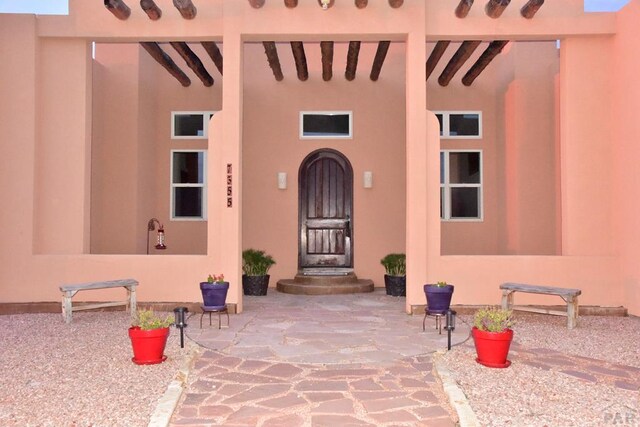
<box><xmin>434</xmin><ymin>111</ymin><xmax>482</xmax><ymax>139</ymax></box>
<box><xmin>171</xmin><ymin>111</ymin><xmax>216</xmax><ymax>139</ymax></box>
<box><xmin>440</xmin><ymin>150</ymin><xmax>483</xmax><ymax>221</ymax></box>
<box><xmin>170</xmin><ymin>150</ymin><xmax>207</xmax><ymax>220</ymax></box>
<box><xmin>300</xmin><ymin>111</ymin><xmax>353</xmax><ymax>139</ymax></box>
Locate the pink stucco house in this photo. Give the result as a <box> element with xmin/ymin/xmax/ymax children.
<box><xmin>0</xmin><ymin>0</ymin><xmax>638</xmax><ymax>316</ymax></box>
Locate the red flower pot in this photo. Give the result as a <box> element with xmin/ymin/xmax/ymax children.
<box><xmin>128</xmin><ymin>326</ymin><xmax>170</xmax><ymax>365</ymax></box>
<box><xmin>471</xmin><ymin>327</ymin><xmax>513</xmax><ymax>368</ymax></box>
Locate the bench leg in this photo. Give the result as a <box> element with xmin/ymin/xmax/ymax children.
<box><xmin>567</xmin><ymin>296</ymin><xmax>579</xmax><ymax>329</ymax></box>
<box><xmin>62</xmin><ymin>293</ymin><xmax>73</xmax><ymax>324</ymax></box>
<box><xmin>501</xmin><ymin>290</ymin><xmax>514</xmax><ymax>310</ymax></box>
<box><xmin>127</xmin><ymin>286</ymin><xmax>137</xmax><ymax>322</ymax></box>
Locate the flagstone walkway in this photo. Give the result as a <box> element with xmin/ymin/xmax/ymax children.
<box><xmin>170</xmin><ymin>291</ymin><xmax>466</xmax><ymax>426</ymax></box>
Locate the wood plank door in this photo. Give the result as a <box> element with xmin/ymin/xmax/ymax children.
<box><xmin>299</xmin><ymin>149</ymin><xmax>353</xmax><ymax>270</ymax></box>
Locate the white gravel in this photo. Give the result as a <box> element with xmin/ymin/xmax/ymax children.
<box><xmin>439</xmin><ymin>313</ymin><xmax>640</xmax><ymax>427</ymax></box>
<box><xmin>0</xmin><ymin>312</ymin><xmax>187</xmax><ymax>427</ymax></box>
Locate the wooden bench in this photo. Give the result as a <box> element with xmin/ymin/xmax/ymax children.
<box><xmin>500</xmin><ymin>282</ymin><xmax>582</xmax><ymax>329</ymax></box>
<box><xmin>59</xmin><ymin>279</ymin><xmax>138</xmax><ymax>324</ymax></box>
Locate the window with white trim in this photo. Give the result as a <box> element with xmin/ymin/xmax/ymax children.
<box><xmin>300</xmin><ymin>111</ymin><xmax>353</xmax><ymax>139</ymax></box>
<box><xmin>434</xmin><ymin>111</ymin><xmax>482</xmax><ymax>139</ymax></box>
<box><xmin>440</xmin><ymin>150</ymin><xmax>482</xmax><ymax>220</ymax></box>
<box><xmin>171</xmin><ymin>150</ymin><xmax>207</xmax><ymax>220</ymax></box>
<box><xmin>171</xmin><ymin>111</ymin><xmax>215</xmax><ymax>139</ymax></box>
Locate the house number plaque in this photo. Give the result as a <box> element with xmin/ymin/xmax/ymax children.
<box><xmin>226</xmin><ymin>163</ymin><xmax>233</xmax><ymax>208</ymax></box>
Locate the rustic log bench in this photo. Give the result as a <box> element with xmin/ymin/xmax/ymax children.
<box><xmin>59</xmin><ymin>279</ymin><xmax>138</xmax><ymax>324</ymax></box>
<box><xmin>500</xmin><ymin>282</ymin><xmax>582</xmax><ymax>329</ymax></box>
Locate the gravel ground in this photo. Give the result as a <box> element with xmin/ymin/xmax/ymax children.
<box><xmin>439</xmin><ymin>313</ymin><xmax>640</xmax><ymax>427</ymax></box>
<box><xmin>0</xmin><ymin>312</ymin><xmax>187</xmax><ymax>427</ymax></box>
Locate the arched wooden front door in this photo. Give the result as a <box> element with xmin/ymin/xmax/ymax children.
<box><xmin>298</xmin><ymin>149</ymin><xmax>353</xmax><ymax>271</ymax></box>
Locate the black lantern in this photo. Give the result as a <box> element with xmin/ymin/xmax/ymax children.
<box><xmin>445</xmin><ymin>309</ymin><xmax>457</xmax><ymax>351</ymax></box>
<box><xmin>173</xmin><ymin>307</ymin><xmax>188</xmax><ymax>348</ymax></box>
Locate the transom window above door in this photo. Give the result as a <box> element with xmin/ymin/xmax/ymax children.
<box><xmin>434</xmin><ymin>111</ymin><xmax>482</xmax><ymax>139</ymax></box>
<box><xmin>300</xmin><ymin>111</ymin><xmax>353</xmax><ymax>139</ymax></box>
<box><xmin>172</xmin><ymin>111</ymin><xmax>216</xmax><ymax>139</ymax></box>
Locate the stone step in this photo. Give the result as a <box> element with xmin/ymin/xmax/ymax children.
<box><xmin>292</xmin><ymin>272</ymin><xmax>359</xmax><ymax>285</ymax></box>
<box><xmin>277</xmin><ymin>277</ymin><xmax>375</xmax><ymax>295</ymax></box>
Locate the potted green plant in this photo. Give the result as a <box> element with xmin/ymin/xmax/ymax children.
<box><xmin>128</xmin><ymin>309</ymin><xmax>174</xmax><ymax>365</ymax></box>
<box><xmin>200</xmin><ymin>273</ymin><xmax>229</xmax><ymax>308</ymax></box>
<box><xmin>242</xmin><ymin>249</ymin><xmax>276</xmax><ymax>296</ymax></box>
<box><xmin>380</xmin><ymin>253</ymin><xmax>406</xmax><ymax>296</ymax></box>
<box><xmin>424</xmin><ymin>280</ymin><xmax>454</xmax><ymax>314</ymax></box>
<box><xmin>472</xmin><ymin>306</ymin><xmax>515</xmax><ymax>368</ymax></box>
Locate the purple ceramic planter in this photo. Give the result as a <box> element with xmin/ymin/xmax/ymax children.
<box><xmin>424</xmin><ymin>284</ymin><xmax>454</xmax><ymax>315</ymax></box>
<box><xmin>200</xmin><ymin>281</ymin><xmax>229</xmax><ymax>307</ymax></box>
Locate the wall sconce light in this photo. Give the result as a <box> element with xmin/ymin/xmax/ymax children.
<box><xmin>445</xmin><ymin>309</ymin><xmax>457</xmax><ymax>350</ymax></box>
<box><xmin>363</xmin><ymin>171</ymin><xmax>373</xmax><ymax>188</ymax></box>
<box><xmin>147</xmin><ymin>218</ymin><xmax>167</xmax><ymax>254</ymax></box>
<box><xmin>277</xmin><ymin>172</ymin><xmax>287</xmax><ymax>190</ymax></box>
<box><xmin>173</xmin><ymin>307</ymin><xmax>188</xmax><ymax>348</ymax></box>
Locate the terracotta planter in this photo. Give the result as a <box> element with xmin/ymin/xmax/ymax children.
<box><xmin>200</xmin><ymin>281</ymin><xmax>229</xmax><ymax>308</ymax></box>
<box><xmin>242</xmin><ymin>275</ymin><xmax>270</xmax><ymax>296</ymax></box>
<box><xmin>424</xmin><ymin>284</ymin><xmax>454</xmax><ymax>314</ymax></box>
<box><xmin>471</xmin><ymin>326</ymin><xmax>514</xmax><ymax>368</ymax></box>
<box><xmin>128</xmin><ymin>326</ymin><xmax>170</xmax><ymax>365</ymax></box>
<box><xmin>384</xmin><ymin>275</ymin><xmax>406</xmax><ymax>296</ymax></box>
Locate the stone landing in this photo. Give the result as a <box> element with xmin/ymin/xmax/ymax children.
<box><xmin>277</xmin><ymin>273</ymin><xmax>374</xmax><ymax>295</ymax></box>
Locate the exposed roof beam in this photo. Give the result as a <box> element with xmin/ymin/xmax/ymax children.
<box><xmin>170</xmin><ymin>42</ymin><xmax>213</xmax><ymax>86</ymax></box>
<box><xmin>285</xmin><ymin>0</ymin><xmax>298</xmax><ymax>7</ymax></box>
<box><xmin>248</xmin><ymin>0</ymin><xmax>265</xmax><ymax>7</ymax></box>
<box><xmin>370</xmin><ymin>41</ymin><xmax>390</xmax><ymax>81</ymax></box>
<box><xmin>426</xmin><ymin>40</ymin><xmax>450</xmax><ymax>80</ymax></box>
<box><xmin>104</xmin><ymin>0</ymin><xmax>131</xmax><ymax>20</ymax></box>
<box><xmin>201</xmin><ymin>42</ymin><xmax>223</xmax><ymax>75</ymax></box>
<box><xmin>321</xmin><ymin>41</ymin><xmax>334</xmax><ymax>82</ymax></box>
<box><xmin>462</xmin><ymin>40</ymin><xmax>509</xmax><ymax>86</ymax></box>
<box><xmin>263</xmin><ymin>42</ymin><xmax>284</xmax><ymax>81</ymax></box>
<box><xmin>521</xmin><ymin>0</ymin><xmax>544</xmax><ymax>19</ymax></box>
<box><xmin>345</xmin><ymin>41</ymin><xmax>361</xmax><ymax>81</ymax></box>
<box><xmin>139</xmin><ymin>42</ymin><xmax>191</xmax><ymax>87</ymax></box>
<box><xmin>438</xmin><ymin>40</ymin><xmax>481</xmax><ymax>86</ymax></box>
<box><xmin>290</xmin><ymin>42</ymin><xmax>309</xmax><ymax>81</ymax></box>
<box><xmin>140</xmin><ymin>0</ymin><xmax>161</xmax><ymax>20</ymax></box>
<box><xmin>173</xmin><ymin>0</ymin><xmax>197</xmax><ymax>19</ymax></box>
<box><xmin>389</xmin><ymin>0</ymin><xmax>403</xmax><ymax>8</ymax></box>
<box><xmin>355</xmin><ymin>0</ymin><xmax>368</xmax><ymax>8</ymax></box>
<box><xmin>485</xmin><ymin>0</ymin><xmax>510</xmax><ymax>18</ymax></box>
<box><xmin>455</xmin><ymin>0</ymin><xmax>474</xmax><ymax>18</ymax></box>
<box><xmin>317</xmin><ymin>0</ymin><xmax>335</xmax><ymax>8</ymax></box>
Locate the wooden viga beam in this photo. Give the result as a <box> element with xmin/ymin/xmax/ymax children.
<box><xmin>201</xmin><ymin>41</ymin><xmax>223</xmax><ymax>75</ymax></box>
<box><xmin>284</xmin><ymin>0</ymin><xmax>298</xmax><ymax>7</ymax></box>
<box><xmin>345</xmin><ymin>41</ymin><xmax>361</xmax><ymax>81</ymax></box>
<box><xmin>248</xmin><ymin>0</ymin><xmax>265</xmax><ymax>8</ymax></box>
<box><xmin>173</xmin><ymin>0</ymin><xmax>197</xmax><ymax>19</ymax></box>
<box><xmin>263</xmin><ymin>42</ymin><xmax>284</xmax><ymax>81</ymax></box>
<box><xmin>104</xmin><ymin>0</ymin><xmax>131</xmax><ymax>20</ymax></box>
<box><xmin>389</xmin><ymin>0</ymin><xmax>403</xmax><ymax>7</ymax></box>
<box><xmin>321</xmin><ymin>41</ymin><xmax>334</xmax><ymax>82</ymax></box>
<box><xmin>140</xmin><ymin>0</ymin><xmax>161</xmax><ymax>20</ymax></box>
<box><xmin>139</xmin><ymin>42</ymin><xmax>191</xmax><ymax>87</ymax></box>
<box><xmin>355</xmin><ymin>0</ymin><xmax>368</xmax><ymax>8</ymax></box>
<box><xmin>370</xmin><ymin>41</ymin><xmax>390</xmax><ymax>81</ymax></box>
<box><xmin>426</xmin><ymin>40</ymin><xmax>450</xmax><ymax>80</ymax></box>
<box><xmin>438</xmin><ymin>40</ymin><xmax>481</xmax><ymax>86</ymax></box>
<box><xmin>521</xmin><ymin>0</ymin><xmax>544</xmax><ymax>19</ymax></box>
<box><xmin>170</xmin><ymin>42</ymin><xmax>214</xmax><ymax>86</ymax></box>
<box><xmin>290</xmin><ymin>42</ymin><xmax>309</xmax><ymax>81</ymax></box>
<box><xmin>485</xmin><ymin>0</ymin><xmax>511</xmax><ymax>18</ymax></box>
<box><xmin>455</xmin><ymin>0</ymin><xmax>474</xmax><ymax>18</ymax></box>
<box><xmin>462</xmin><ymin>40</ymin><xmax>509</xmax><ymax>86</ymax></box>
<box><xmin>317</xmin><ymin>0</ymin><xmax>335</xmax><ymax>8</ymax></box>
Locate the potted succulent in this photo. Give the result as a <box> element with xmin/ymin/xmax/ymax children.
<box><xmin>424</xmin><ymin>281</ymin><xmax>454</xmax><ymax>314</ymax></box>
<box><xmin>200</xmin><ymin>274</ymin><xmax>229</xmax><ymax>308</ymax></box>
<box><xmin>472</xmin><ymin>306</ymin><xmax>515</xmax><ymax>368</ymax></box>
<box><xmin>380</xmin><ymin>253</ymin><xmax>406</xmax><ymax>296</ymax></box>
<box><xmin>242</xmin><ymin>249</ymin><xmax>276</xmax><ymax>296</ymax></box>
<box><xmin>128</xmin><ymin>309</ymin><xmax>174</xmax><ymax>365</ymax></box>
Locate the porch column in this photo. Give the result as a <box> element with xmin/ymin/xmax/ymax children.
<box><xmin>405</xmin><ymin>24</ymin><xmax>429</xmax><ymax>313</ymax></box>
